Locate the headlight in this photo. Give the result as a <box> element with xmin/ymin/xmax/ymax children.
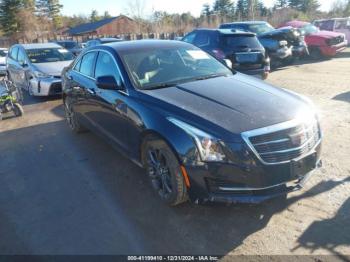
<box><xmin>168</xmin><ymin>117</ymin><xmax>226</xmax><ymax>162</ymax></box>
<box><xmin>279</xmin><ymin>40</ymin><xmax>288</xmax><ymax>47</ymax></box>
<box><xmin>34</xmin><ymin>70</ymin><xmax>50</xmax><ymax>78</ymax></box>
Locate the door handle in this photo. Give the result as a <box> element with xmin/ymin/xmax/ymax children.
<box><xmin>86</xmin><ymin>88</ymin><xmax>96</xmax><ymax>95</ymax></box>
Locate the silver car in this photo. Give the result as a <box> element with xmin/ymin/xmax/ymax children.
<box><xmin>7</xmin><ymin>43</ymin><xmax>74</xmax><ymax>96</ymax></box>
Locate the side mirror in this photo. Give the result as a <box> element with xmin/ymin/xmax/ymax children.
<box><xmin>223</xmin><ymin>59</ymin><xmax>233</xmax><ymax>69</ymax></box>
<box><xmin>96</xmin><ymin>76</ymin><xmax>122</xmax><ymax>90</ymax></box>
<box><xmin>21</xmin><ymin>62</ymin><xmax>28</xmax><ymax>68</ymax></box>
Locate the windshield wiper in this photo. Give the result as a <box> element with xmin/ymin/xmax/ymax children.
<box><xmin>192</xmin><ymin>73</ymin><xmax>228</xmax><ymax>81</ymax></box>
<box><xmin>142</xmin><ymin>82</ymin><xmax>178</xmax><ymax>90</ymax></box>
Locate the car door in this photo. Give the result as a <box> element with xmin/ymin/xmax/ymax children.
<box><xmin>16</xmin><ymin>48</ymin><xmax>31</xmax><ymax>90</ymax></box>
<box><xmin>67</xmin><ymin>51</ymin><xmax>98</xmax><ymax>128</ymax></box>
<box><xmin>88</xmin><ymin>50</ymin><xmax>131</xmax><ymax>153</ymax></box>
<box><xmin>7</xmin><ymin>46</ymin><xmax>20</xmax><ymax>85</ymax></box>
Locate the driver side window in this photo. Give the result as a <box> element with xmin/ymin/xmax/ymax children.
<box><xmin>17</xmin><ymin>49</ymin><xmax>27</xmax><ymax>65</ymax></box>
<box><xmin>95</xmin><ymin>52</ymin><xmax>121</xmax><ymax>86</ymax></box>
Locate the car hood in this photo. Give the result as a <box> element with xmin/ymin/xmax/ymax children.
<box><xmin>33</xmin><ymin>61</ymin><xmax>73</xmax><ymax>76</ymax></box>
<box><xmin>309</xmin><ymin>30</ymin><xmax>343</xmax><ymax>39</ymax></box>
<box><xmin>141</xmin><ymin>73</ymin><xmax>312</xmax><ymax>136</ymax></box>
<box><xmin>259</xmin><ymin>27</ymin><xmax>293</xmax><ymax>38</ymax></box>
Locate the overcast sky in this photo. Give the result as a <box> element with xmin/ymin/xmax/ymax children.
<box><xmin>60</xmin><ymin>0</ymin><xmax>336</xmax><ymax>17</ymax></box>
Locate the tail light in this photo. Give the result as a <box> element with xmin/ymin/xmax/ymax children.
<box><xmin>212</xmin><ymin>49</ymin><xmax>226</xmax><ymax>60</ymax></box>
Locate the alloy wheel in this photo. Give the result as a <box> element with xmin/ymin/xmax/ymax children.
<box><xmin>147</xmin><ymin>148</ymin><xmax>173</xmax><ymax>198</ymax></box>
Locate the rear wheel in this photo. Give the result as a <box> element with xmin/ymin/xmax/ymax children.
<box><xmin>13</xmin><ymin>103</ymin><xmax>24</xmax><ymax>117</ymax></box>
<box><xmin>64</xmin><ymin>98</ymin><xmax>87</xmax><ymax>133</ymax></box>
<box><xmin>143</xmin><ymin>138</ymin><xmax>188</xmax><ymax>206</ymax></box>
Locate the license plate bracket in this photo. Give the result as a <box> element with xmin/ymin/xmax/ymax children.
<box><xmin>236</xmin><ymin>53</ymin><xmax>258</xmax><ymax>63</ymax></box>
<box><xmin>290</xmin><ymin>152</ymin><xmax>317</xmax><ymax>179</ymax></box>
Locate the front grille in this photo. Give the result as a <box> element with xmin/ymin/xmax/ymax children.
<box><xmin>242</xmin><ymin>119</ymin><xmax>321</xmax><ymax>165</ymax></box>
<box><xmin>328</xmin><ymin>36</ymin><xmax>345</xmax><ymax>46</ymax></box>
<box><xmin>49</xmin><ymin>82</ymin><xmax>62</xmax><ymax>95</ymax></box>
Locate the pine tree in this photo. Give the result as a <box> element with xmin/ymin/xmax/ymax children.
<box><xmin>213</xmin><ymin>0</ymin><xmax>234</xmax><ymax>22</ymax></box>
<box><xmin>288</xmin><ymin>0</ymin><xmax>301</xmax><ymax>9</ymax></box>
<box><xmin>90</xmin><ymin>10</ymin><xmax>99</xmax><ymax>22</ymax></box>
<box><xmin>236</xmin><ymin>0</ymin><xmax>249</xmax><ymax>20</ymax></box>
<box><xmin>275</xmin><ymin>0</ymin><xmax>289</xmax><ymax>8</ymax></box>
<box><xmin>48</xmin><ymin>0</ymin><xmax>63</xmax><ymax>29</ymax></box>
<box><xmin>0</xmin><ymin>0</ymin><xmax>22</xmax><ymax>36</ymax></box>
<box><xmin>299</xmin><ymin>0</ymin><xmax>320</xmax><ymax>13</ymax></box>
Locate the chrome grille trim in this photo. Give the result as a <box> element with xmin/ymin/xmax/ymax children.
<box><xmin>241</xmin><ymin>118</ymin><xmax>322</xmax><ymax>165</ymax></box>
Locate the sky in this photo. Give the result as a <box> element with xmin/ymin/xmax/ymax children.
<box><xmin>60</xmin><ymin>0</ymin><xmax>336</xmax><ymax>18</ymax></box>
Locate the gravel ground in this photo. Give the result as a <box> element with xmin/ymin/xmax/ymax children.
<box><xmin>0</xmin><ymin>49</ymin><xmax>349</xmax><ymax>257</ymax></box>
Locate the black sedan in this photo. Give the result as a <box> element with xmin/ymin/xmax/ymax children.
<box><xmin>62</xmin><ymin>40</ymin><xmax>322</xmax><ymax>206</ymax></box>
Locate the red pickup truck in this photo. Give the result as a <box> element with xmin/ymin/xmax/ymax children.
<box><xmin>280</xmin><ymin>20</ymin><xmax>348</xmax><ymax>59</ymax></box>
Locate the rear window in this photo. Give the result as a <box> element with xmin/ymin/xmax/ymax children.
<box><xmin>221</xmin><ymin>35</ymin><xmax>261</xmax><ymax>49</ymax></box>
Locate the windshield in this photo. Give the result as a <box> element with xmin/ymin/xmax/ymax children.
<box><xmin>248</xmin><ymin>23</ymin><xmax>274</xmax><ymax>35</ymax></box>
<box><xmin>59</xmin><ymin>42</ymin><xmax>78</xmax><ymax>49</ymax></box>
<box><xmin>302</xmin><ymin>24</ymin><xmax>319</xmax><ymax>35</ymax></box>
<box><xmin>0</xmin><ymin>50</ymin><xmax>7</xmax><ymax>57</ymax></box>
<box><xmin>27</xmin><ymin>48</ymin><xmax>74</xmax><ymax>63</ymax></box>
<box><xmin>221</xmin><ymin>35</ymin><xmax>261</xmax><ymax>49</ymax></box>
<box><xmin>120</xmin><ymin>47</ymin><xmax>233</xmax><ymax>90</ymax></box>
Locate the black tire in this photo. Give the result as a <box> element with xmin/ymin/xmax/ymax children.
<box><xmin>142</xmin><ymin>138</ymin><xmax>189</xmax><ymax>206</ymax></box>
<box><xmin>13</xmin><ymin>103</ymin><xmax>24</xmax><ymax>117</ymax></box>
<box><xmin>64</xmin><ymin>98</ymin><xmax>88</xmax><ymax>133</ymax></box>
<box><xmin>27</xmin><ymin>81</ymin><xmax>34</xmax><ymax>96</ymax></box>
<box><xmin>309</xmin><ymin>47</ymin><xmax>323</xmax><ymax>60</ymax></box>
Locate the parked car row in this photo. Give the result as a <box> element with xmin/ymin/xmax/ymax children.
<box><xmin>182</xmin><ymin>19</ymin><xmax>348</xmax><ymax>78</ymax></box>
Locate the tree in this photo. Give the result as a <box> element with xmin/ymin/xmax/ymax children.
<box><xmin>90</xmin><ymin>10</ymin><xmax>99</xmax><ymax>22</ymax></box>
<box><xmin>213</xmin><ymin>0</ymin><xmax>234</xmax><ymax>22</ymax></box>
<box><xmin>275</xmin><ymin>0</ymin><xmax>289</xmax><ymax>8</ymax></box>
<box><xmin>236</xmin><ymin>0</ymin><xmax>248</xmax><ymax>20</ymax></box>
<box><xmin>0</xmin><ymin>0</ymin><xmax>22</xmax><ymax>36</ymax></box>
<box><xmin>299</xmin><ymin>0</ymin><xmax>320</xmax><ymax>13</ymax></box>
<box><xmin>103</xmin><ymin>11</ymin><xmax>112</xmax><ymax>19</ymax></box>
<box><xmin>48</xmin><ymin>0</ymin><xmax>63</xmax><ymax>29</ymax></box>
<box><xmin>288</xmin><ymin>0</ymin><xmax>301</xmax><ymax>9</ymax></box>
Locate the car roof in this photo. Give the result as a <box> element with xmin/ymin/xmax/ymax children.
<box><xmin>19</xmin><ymin>43</ymin><xmax>63</xmax><ymax>50</ymax></box>
<box><xmin>283</xmin><ymin>20</ymin><xmax>310</xmax><ymax>28</ymax></box>
<box><xmin>194</xmin><ymin>28</ymin><xmax>256</xmax><ymax>36</ymax></box>
<box><xmin>102</xmin><ymin>40</ymin><xmax>195</xmax><ymax>52</ymax></box>
<box><xmin>221</xmin><ymin>21</ymin><xmax>268</xmax><ymax>26</ymax></box>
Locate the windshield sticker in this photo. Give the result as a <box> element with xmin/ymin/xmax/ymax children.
<box><xmin>186</xmin><ymin>50</ymin><xmax>210</xmax><ymax>60</ymax></box>
<box><xmin>58</xmin><ymin>49</ymin><xmax>69</xmax><ymax>53</ymax></box>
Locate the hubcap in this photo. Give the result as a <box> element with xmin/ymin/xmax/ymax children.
<box><xmin>147</xmin><ymin>148</ymin><xmax>173</xmax><ymax>198</ymax></box>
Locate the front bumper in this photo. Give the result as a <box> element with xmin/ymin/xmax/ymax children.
<box><xmin>0</xmin><ymin>65</ymin><xmax>6</xmax><ymax>75</ymax></box>
<box><xmin>320</xmin><ymin>40</ymin><xmax>348</xmax><ymax>56</ymax></box>
<box><xmin>29</xmin><ymin>77</ymin><xmax>62</xmax><ymax>96</ymax></box>
<box><xmin>185</xmin><ymin>143</ymin><xmax>322</xmax><ymax>205</ymax></box>
<box><xmin>292</xmin><ymin>43</ymin><xmax>309</xmax><ymax>57</ymax></box>
<box><xmin>270</xmin><ymin>46</ymin><xmax>293</xmax><ymax>60</ymax></box>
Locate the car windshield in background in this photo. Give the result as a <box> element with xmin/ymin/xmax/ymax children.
<box><xmin>0</xmin><ymin>50</ymin><xmax>7</xmax><ymax>57</ymax></box>
<box><xmin>121</xmin><ymin>47</ymin><xmax>233</xmax><ymax>90</ymax></box>
<box><xmin>303</xmin><ymin>24</ymin><xmax>319</xmax><ymax>35</ymax></box>
<box><xmin>222</xmin><ymin>35</ymin><xmax>261</xmax><ymax>49</ymax></box>
<box><xmin>248</xmin><ymin>23</ymin><xmax>274</xmax><ymax>35</ymax></box>
<box><xmin>27</xmin><ymin>48</ymin><xmax>74</xmax><ymax>63</ymax></box>
<box><xmin>59</xmin><ymin>42</ymin><xmax>78</xmax><ymax>49</ymax></box>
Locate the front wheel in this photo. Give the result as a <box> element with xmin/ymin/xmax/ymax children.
<box><xmin>143</xmin><ymin>138</ymin><xmax>189</xmax><ymax>206</ymax></box>
<box><xmin>13</xmin><ymin>103</ymin><xmax>24</xmax><ymax>117</ymax></box>
<box><xmin>64</xmin><ymin>98</ymin><xmax>88</xmax><ymax>133</ymax></box>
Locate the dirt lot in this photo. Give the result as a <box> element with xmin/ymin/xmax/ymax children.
<box><xmin>0</xmin><ymin>50</ymin><xmax>349</xmax><ymax>257</ymax></box>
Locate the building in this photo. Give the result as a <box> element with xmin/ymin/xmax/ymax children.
<box><xmin>67</xmin><ymin>15</ymin><xmax>137</xmax><ymax>37</ymax></box>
